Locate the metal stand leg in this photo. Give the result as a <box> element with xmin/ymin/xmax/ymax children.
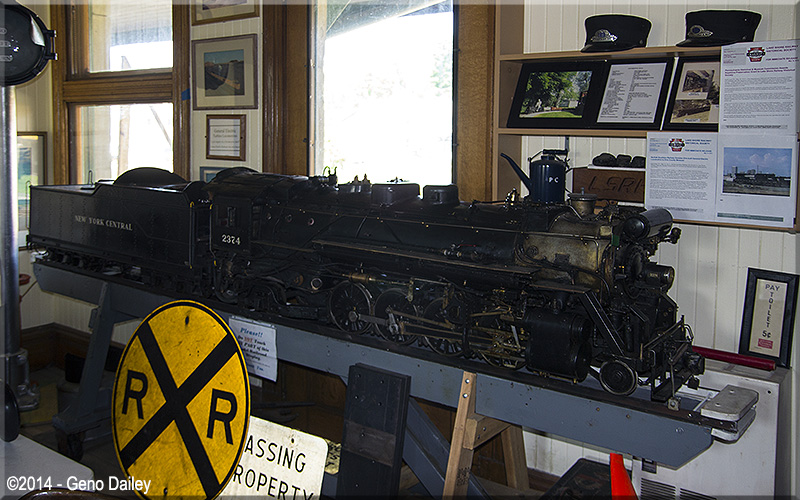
<box><xmin>52</xmin><ymin>282</ymin><xmax>135</xmax><ymax>459</ymax></box>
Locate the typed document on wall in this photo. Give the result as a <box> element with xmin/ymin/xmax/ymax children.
<box><xmin>645</xmin><ymin>132</ymin><xmax>717</xmax><ymax>223</ymax></box>
<box><xmin>720</xmin><ymin>40</ymin><xmax>799</xmax><ymax>132</ymax></box>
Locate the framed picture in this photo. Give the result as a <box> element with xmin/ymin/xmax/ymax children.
<box><xmin>192</xmin><ymin>35</ymin><xmax>258</xmax><ymax>110</ymax></box>
<box><xmin>594</xmin><ymin>58</ymin><xmax>674</xmax><ymax>130</ymax></box>
<box><xmin>663</xmin><ymin>57</ymin><xmax>721</xmax><ymax>131</ymax></box>
<box><xmin>200</xmin><ymin>166</ymin><xmax>226</xmax><ymax>182</ymax></box>
<box><xmin>739</xmin><ymin>268</ymin><xmax>798</xmax><ymax>368</ymax></box>
<box><xmin>506</xmin><ymin>60</ymin><xmax>606</xmax><ymax>129</ymax></box>
<box><xmin>17</xmin><ymin>132</ymin><xmax>46</xmax><ymax>244</ymax></box>
<box><xmin>192</xmin><ymin>0</ymin><xmax>259</xmax><ymax>26</ymax></box>
<box><xmin>206</xmin><ymin>114</ymin><xmax>246</xmax><ymax>161</ymax></box>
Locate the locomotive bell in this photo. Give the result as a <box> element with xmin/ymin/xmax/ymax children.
<box><xmin>528</xmin><ymin>154</ymin><xmax>567</xmax><ymax>204</ymax></box>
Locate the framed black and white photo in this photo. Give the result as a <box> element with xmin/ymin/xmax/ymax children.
<box><xmin>594</xmin><ymin>58</ymin><xmax>673</xmax><ymax>130</ymax></box>
<box><xmin>506</xmin><ymin>60</ymin><xmax>606</xmax><ymax>129</ymax></box>
<box><xmin>192</xmin><ymin>0</ymin><xmax>259</xmax><ymax>26</ymax></box>
<box><xmin>739</xmin><ymin>268</ymin><xmax>798</xmax><ymax>368</ymax></box>
<box><xmin>192</xmin><ymin>35</ymin><xmax>258</xmax><ymax>110</ymax></box>
<box><xmin>206</xmin><ymin>114</ymin><xmax>246</xmax><ymax>161</ymax></box>
<box><xmin>664</xmin><ymin>57</ymin><xmax>721</xmax><ymax>131</ymax></box>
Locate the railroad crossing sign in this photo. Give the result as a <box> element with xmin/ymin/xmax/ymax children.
<box><xmin>112</xmin><ymin>301</ymin><xmax>250</xmax><ymax>499</ymax></box>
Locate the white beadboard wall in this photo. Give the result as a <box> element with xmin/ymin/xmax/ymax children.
<box><xmin>15</xmin><ymin>3</ymin><xmax>56</xmax><ymax>330</ymax></box>
<box><xmin>190</xmin><ymin>18</ymin><xmax>262</xmax><ymax>181</ymax></box>
<box><xmin>520</xmin><ymin>1</ymin><xmax>799</xmax><ymax>497</ymax></box>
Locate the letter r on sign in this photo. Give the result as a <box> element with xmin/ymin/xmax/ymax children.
<box><xmin>208</xmin><ymin>389</ymin><xmax>237</xmax><ymax>444</ymax></box>
<box><xmin>122</xmin><ymin>370</ymin><xmax>148</xmax><ymax>419</ymax></box>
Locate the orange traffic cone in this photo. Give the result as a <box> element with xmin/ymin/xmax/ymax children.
<box><xmin>610</xmin><ymin>453</ymin><xmax>638</xmax><ymax>499</ymax></box>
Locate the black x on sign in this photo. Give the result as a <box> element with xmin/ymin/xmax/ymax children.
<box><xmin>112</xmin><ymin>301</ymin><xmax>250</xmax><ymax>499</ymax></box>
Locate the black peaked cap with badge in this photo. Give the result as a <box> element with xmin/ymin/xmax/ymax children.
<box><xmin>581</xmin><ymin>14</ymin><xmax>652</xmax><ymax>52</ymax></box>
<box><xmin>676</xmin><ymin>10</ymin><xmax>761</xmax><ymax>47</ymax></box>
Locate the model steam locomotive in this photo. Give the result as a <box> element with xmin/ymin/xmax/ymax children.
<box><xmin>28</xmin><ymin>163</ymin><xmax>703</xmax><ymax>403</ymax></box>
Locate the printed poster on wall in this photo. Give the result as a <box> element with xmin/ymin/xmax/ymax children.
<box><xmin>720</xmin><ymin>40</ymin><xmax>799</xmax><ymax>133</ymax></box>
<box><xmin>644</xmin><ymin>132</ymin><xmax>717</xmax><ymax>223</ymax></box>
<box><xmin>645</xmin><ymin>132</ymin><xmax>798</xmax><ymax>228</ymax></box>
<box><xmin>715</xmin><ymin>133</ymin><xmax>798</xmax><ymax>228</ymax></box>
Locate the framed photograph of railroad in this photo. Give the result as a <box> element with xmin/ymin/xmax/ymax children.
<box><xmin>739</xmin><ymin>268</ymin><xmax>798</xmax><ymax>368</ymax></box>
<box><xmin>192</xmin><ymin>0</ymin><xmax>259</xmax><ymax>26</ymax></box>
<box><xmin>192</xmin><ymin>35</ymin><xmax>258</xmax><ymax>110</ymax></box>
<box><xmin>594</xmin><ymin>58</ymin><xmax>673</xmax><ymax>130</ymax></box>
<box><xmin>663</xmin><ymin>57</ymin><xmax>721</xmax><ymax>131</ymax></box>
<box><xmin>506</xmin><ymin>60</ymin><xmax>606</xmax><ymax>129</ymax></box>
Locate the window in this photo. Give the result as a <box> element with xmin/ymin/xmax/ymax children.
<box><xmin>52</xmin><ymin>1</ymin><xmax>188</xmax><ymax>184</ymax></box>
<box><xmin>74</xmin><ymin>104</ymin><xmax>173</xmax><ymax>183</ymax></box>
<box><xmin>312</xmin><ymin>1</ymin><xmax>455</xmax><ymax>187</ymax></box>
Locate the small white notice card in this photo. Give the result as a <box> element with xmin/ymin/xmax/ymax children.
<box><xmin>228</xmin><ymin>316</ymin><xmax>278</xmax><ymax>381</ymax></box>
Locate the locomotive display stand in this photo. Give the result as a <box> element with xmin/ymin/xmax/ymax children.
<box><xmin>34</xmin><ymin>260</ymin><xmax>758</xmax><ymax>497</ymax></box>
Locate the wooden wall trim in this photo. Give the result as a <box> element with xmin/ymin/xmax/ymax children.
<box><xmin>50</xmin><ymin>4</ymin><xmax>69</xmax><ymax>185</ymax></box>
<box><xmin>455</xmin><ymin>4</ymin><xmax>496</xmax><ymax>203</ymax></box>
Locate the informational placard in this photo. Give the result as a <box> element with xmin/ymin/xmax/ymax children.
<box><xmin>597</xmin><ymin>61</ymin><xmax>669</xmax><ymax>123</ymax></box>
<box><xmin>220</xmin><ymin>416</ymin><xmax>328</xmax><ymax>498</ymax></box>
<box><xmin>646</xmin><ymin>132</ymin><xmax>798</xmax><ymax>228</ymax></box>
<box><xmin>645</xmin><ymin>132</ymin><xmax>717</xmax><ymax>222</ymax></box>
<box><xmin>229</xmin><ymin>316</ymin><xmax>278</xmax><ymax>382</ymax></box>
<box><xmin>748</xmin><ymin>277</ymin><xmax>788</xmax><ymax>358</ymax></box>
<box><xmin>206</xmin><ymin>115</ymin><xmax>245</xmax><ymax>160</ymax></box>
<box><xmin>715</xmin><ymin>133</ymin><xmax>798</xmax><ymax>228</ymax></box>
<box><xmin>112</xmin><ymin>301</ymin><xmax>250</xmax><ymax>500</ymax></box>
<box><xmin>720</xmin><ymin>40</ymin><xmax>799</xmax><ymax>132</ymax></box>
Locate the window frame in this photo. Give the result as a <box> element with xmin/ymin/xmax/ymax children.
<box><xmin>50</xmin><ymin>2</ymin><xmax>190</xmax><ymax>184</ymax></box>
<box><xmin>294</xmin><ymin>3</ymin><xmax>492</xmax><ymax>202</ymax></box>
<box><xmin>308</xmin><ymin>1</ymin><xmax>458</xmax><ymax>186</ymax></box>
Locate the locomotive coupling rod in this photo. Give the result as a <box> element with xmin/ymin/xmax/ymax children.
<box><xmin>578</xmin><ymin>291</ymin><xmax>625</xmax><ymax>356</ymax></box>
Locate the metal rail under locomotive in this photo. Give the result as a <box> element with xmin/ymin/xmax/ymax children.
<box><xmin>28</xmin><ymin>166</ymin><xmax>703</xmax><ymax>403</ymax></box>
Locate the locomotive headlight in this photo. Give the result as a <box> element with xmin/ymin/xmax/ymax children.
<box><xmin>0</xmin><ymin>0</ymin><xmax>56</xmax><ymax>86</ymax></box>
<box><xmin>623</xmin><ymin>208</ymin><xmax>673</xmax><ymax>240</ymax></box>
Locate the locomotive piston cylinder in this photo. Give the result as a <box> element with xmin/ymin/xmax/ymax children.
<box><xmin>523</xmin><ymin>309</ymin><xmax>592</xmax><ymax>381</ymax></box>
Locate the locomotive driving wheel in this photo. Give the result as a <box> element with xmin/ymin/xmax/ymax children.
<box><xmin>422</xmin><ymin>298</ymin><xmax>464</xmax><ymax>357</ymax></box>
<box><xmin>475</xmin><ymin>314</ymin><xmax>525</xmax><ymax>370</ymax></box>
<box><xmin>373</xmin><ymin>288</ymin><xmax>418</xmax><ymax>345</ymax></box>
<box><xmin>328</xmin><ymin>281</ymin><xmax>372</xmax><ymax>334</ymax></box>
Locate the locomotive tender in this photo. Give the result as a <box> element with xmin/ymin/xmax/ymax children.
<box><xmin>28</xmin><ymin>166</ymin><xmax>703</xmax><ymax>403</ymax></box>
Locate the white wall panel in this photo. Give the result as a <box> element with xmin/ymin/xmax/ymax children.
<box><xmin>520</xmin><ymin>2</ymin><xmax>799</xmax><ymax>497</ymax></box>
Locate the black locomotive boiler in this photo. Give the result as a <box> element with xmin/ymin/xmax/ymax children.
<box><xmin>28</xmin><ymin>166</ymin><xmax>703</xmax><ymax>403</ymax></box>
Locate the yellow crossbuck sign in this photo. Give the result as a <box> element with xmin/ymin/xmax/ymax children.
<box><xmin>112</xmin><ymin>301</ymin><xmax>250</xmax><ymax>499</ymax></box>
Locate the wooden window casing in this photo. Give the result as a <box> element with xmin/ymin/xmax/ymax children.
<box><xmin>51</xmin><ymin>3</ymin><xmax>190</xmax><ymax>184</ymax></box>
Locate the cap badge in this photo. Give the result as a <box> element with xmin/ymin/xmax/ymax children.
<box><xmin>590</xmin><ymin>29</ymin><xmax>618</xmax><ymax>43</ymax></box>
<box><xmin>687</xmin><ymin>24</ymin><xmax>713</xmax><ymax>38</ymax></box>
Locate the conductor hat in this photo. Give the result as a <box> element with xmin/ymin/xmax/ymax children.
<box><xmin>676</xmin><ymin>10</ymin><xmax>761</xmax><ymax>47</ymax></box>
<box><xmin>581</xmin><ymin>14</ymin><xmax>651</xmax><ymax>53</ymax></box>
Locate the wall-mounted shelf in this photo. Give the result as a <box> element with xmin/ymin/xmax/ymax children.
<box><xmin>498</xmin><ymin>45</ymin><xmax>721</xmax><ymax>63</ymax></box>
<box><xmin>491</xmin><ymin>4</ymin><xmax>724</xmax><ymax>199</ymax></box>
